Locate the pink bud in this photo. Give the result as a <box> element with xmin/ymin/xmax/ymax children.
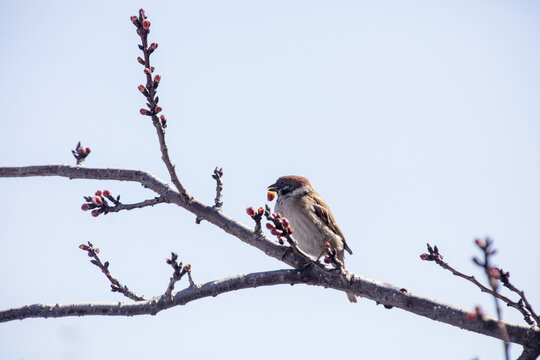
<box><xmin>139</xmin><ymin>8</ymin><xmax>146</xmax><ymax>17</ymax></box>
<box><xmin>85</xmin><ymin>147</ymin><xmax>91</xmax><ymax>154</ymax></box>
<box><xmin>140</xmin><ymin>108</ymin><xmax>148</xmax><ymax>115</ymax></box>
<box><xmin>103</xmin><ymin>190</ymin><xmax>111</xmax><ymax>197</ymax></box>
<box><xmin>95</xmin><ymin>190</ymin><xmax>103</xmax><ymax>197</ymax></box>
<box><xmin>475</xmin><ymin>238</ymin><xmax>486</xmax><ymax>249</ymax></box>
<box><xmin>420</xmin><ymin>253</ymin><xmax>429</xmax><ymax>260</ymax></box>
<box><xmin>91</xmin><ymin>209</ymin><xmax>100</xmax><ymax>217</ymax></box>
<box><xmin>142</xmin><ymin>19</ymin><xmax>151</xmax><ymax>30</ymax></box>
<box><xmin>154</xmin><ymin>74</ymin><xmax>161</xmax><ymax>83</ymax></box>
<box><xmin>154</xmin><ymin>106</ymin><xmax>162</xmax><ymax>114</ymax></box>
<box><xmin>325</xmin><ymin>242</ymin><xmax>331</xmax><ymax>248</ymax></box>
<box><xmin>246</xmin><ymin>207</ymin><xmax>256</xmax><ymax>217</ymax></box>
<box><xmin>150</xmin><ymin>66</ymin><xmax>155</xmax><ymax>72</ymax></box>
<box><xmin>266</xmin><ymin>223</ymin><xmax>275</xmax><ymax>230</ymax></box>
<box><xmin>324</xmin><ymin>256</ymin><xmax>331</xmax><ymax>264</ymax></box>
<box><xmin>81</xmin><ymin>203</ymin><xmax>90</xmax><ymax>211</ymax></box>
<box><xmin>281</xmin><ymin>218</ymin><xmax>290</xmax><ymax>228</ymax></box>
<box><xmin>137</xmin><ymin>57</ymin><xmax>145</xmax><ymax>65</ymax></box>
<box><xmin>138</xmin><ymin>84</ymin><xmax>147</xmax><ymax>93</ymax></box>
<box><xmin>149</xmin><ymin>42</ymin><xmax>158</xmax><ymax>50</ymax></box>
<box><xmin>144</xmin><ymin>67</ymin><xmax>151</xmax><ymax>74</ymax></box>
<box><xmin>271</xmin><ymin>228</ymin><xmax>283</xmax><ymax>236</ymax></box>
<box><xmin>488</xmin><ymin>268</ymin><xmax>501</xmax><ymax>280</ymax></box>
<box><xmin>130</xmin><ymin>16</ymin><xmax>139</xmax><ymax>25</ymax></box>
<box><xmin>91</xmin><ymin>196</ymin><xmax>103</xmax><ymax>206</ymax></box>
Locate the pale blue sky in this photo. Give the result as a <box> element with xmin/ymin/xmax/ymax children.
<box><xmin>1</xmin><ymin>1</ymin><xmax>539</xmax><ymax>359</ymax></box>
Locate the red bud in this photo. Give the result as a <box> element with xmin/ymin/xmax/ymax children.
<box><xmin>91</xmin><ymin>209</ymin><xmax>100</xmax><ymax>217</ymax></box>
<box><xmin>142</xmin><ymin>19</ymin><xmax>151</xmax><ymax>30</ymax></box>
<box><xmin>288</xmin><ymin>227</ymin><xmax>294</xmax><ymax>234</ymax></box>
<box><xmin>324</xmin><ymin>256</ymin><xmax>331</xmax><ymax>264</ymax></box>
<box><xmin>137</xmin><ymin>57</ymin><xmax>145</xmax><ymax>65</ymax></box>
<box><xmin>139</xmin><ymin>8</ymin><xmax>146</xmax><ymax>17</ymax></box>
<box><xmin>95</xmin><ymin>190</ymin><xmax>103</xmax><ymax>197</ymax></box>
<box><xmin>103</xmin><ymin>190</ymin><xmax>111</xmax><ymax>197</ymax></box>
<box><xmin>138</xmin><ymin>84</ymin><xmax>147</xmax><ymax>93</ymax></box>
<box><xmin>155</xmin><ymin>106</ymin><xmax>162</xmax><ymax>114</ymax></box>
<box><xmin>184</xmin><ymin>264</ymin><xmax>191</xmax><ymax>271</ymax></box>
<box><xmin>149</xmin><ymin>42</ymin><xmax>158</xmax><ymax>50</ymax></box>
<box><xmin>475</xmin><ymin>238</ymin><xmax>486</xmax><ymax>249</ymax></box>
<box><xmin>487</xmin><ymin>268</ymin><xmax>501</xmax><ymax>280</ymax></box>
<box><xmin>130</xmin><ymin>16</ymin><xmax>139</xmax><ymax>26</ymax></box>
<box><xmin>266</xmin><ymin>223</ymin><xmax>275</xmax><ymax>230</ymax></box>
<box><xmin>144</xmin><ymin>67</ymin><xmax>151</xmax><ymax>74</ymax></box>
<box><xmin>420</xmin><ymin>253</ymin><xmax>429</xmax><ymax>260</ymax></box>
<box><xmin>281</xmin><ymin>217</ymin><xmax>290</xmax><ymax>228</ymax></box>
<box><xmin>246</xmin><ymin>207</ymin><xmax>256</xmax><ymax>217</ymax></box>
<box><xmin>140</xmin><ymin>108</ymin><xmax>148</xmax><ymax>115</ymax></box>
<box><xmin>154</xmin><ymin>74</ymin><xmax>161</xmax><ymax>83</ymax></box>
<box><xmin>91</xmin><ymin>196</ymin><xmax>103</xmax><ymax>206</ymax></box>
<box><xmin>271</xmin><ymin>228</ymin><xmax>283</xmax><ymax>236</ymax></box>
<box><xmin>81</xmin><ymin>203</ymin><xmax>90</xmax><ymax>211</ymax></box>
<box><xmin>258</xmin><ymin>207</ymin><xmax>264</xmax><ymax>215</ymax></box>
<box><xmin>325</xmin><ymin>242</ymin><xmax>331</xmax><ymax>248</ymax></box>
<box><xmin>267</xmin><ymin>191</ymin><xmax>276</xmax><ymax>202</ymax></box>
<box><xmin>85</xmin><ymin>147</ymin><xmax>91</xmax><ymax>154</ymax></box>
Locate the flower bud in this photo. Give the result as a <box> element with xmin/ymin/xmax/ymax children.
<box><xmin>150</xmin><ymin>66</ymin><xmax>155</xmax><ymax>72</ymax></box>
<box><xmin>271</xmin><ymin>228</ymin><xmax>282</xmax><ymax>236</ymax></box>
<box><xmin>130</xmin><ymin>16</ymin><xmax>139</xmax><ymax>26</ymax></box>
<box><xmin>79</xmin><ymin>244</ymin><xmax>90</xmax><ymax>250</ymax></box>
<box><xmin>81</xmin><ymin>203</ymin><xmax>90</xmax><ymax>211</ymax></box>
<box><xmin>91</xmin><ymin>196</ymin><xmax>103</xmax><ymax>206</ymax></box>
<box><xmin>138</xmin><ymin>84</ymin><xmax>147</xmax><ymax>93</ymax></box>
<box><xmin>487</xmin><ymin>268</ymin><xmax>501</xmax><ymax>280</ymax></box>
<box><xmin>79</xmin><ymin>147</ymin><xmax>87</xmax><ymax>155</ymax></box>
<box><xmin>420</xmin><ymin>253</ymin><xmax>429</xmax><ymax>260</ymax></box>
<box><xmin>288</xmin><ymin>227</ymin><xmax>294</xmax><ymax>234</ymax></box>
<box><xmin>266</xmin><ymin>223</ymin><xmax>275</xmax><ymax>230</ymax></box>
<box><xmin>258</xmin><ymin>207</ymin><xmax>264</xmax><ymax>215</ymax></box>
<box><xmin>91</xmin><ymin>209</ymin><xmax>100</xmax><ymax>217</ymax></box>
<box><xmin>140</xmin><ymin>108</ymin><xmax>148</xmax><ymax>115</ymax></box>
<box><xmin>184</xmin><ymin>264</ymin><xmax>191</xmax><ymax>271</ymax></box>
<box><xmin>142</xmin><ymin>19</ymin><xmax>151</xmax><ymax>30</ymax></box>
<box><xmin>139</xmin><ymin>8</ymin><xmax>146</xmax><ymax>17</ymax></box>
<box><xmin>103</xmin><ymin>190</ymin><xmax>112</xmax><ymax>197</ymax></box>
<box><xmin>85</xmin><ymin>147</ymin><xmax>91</xmax><ymax>154</ymax></box>
<box><xmin>324</xmin><ymin>256</ymin><xmax>331</xmax><ymax>264</ymax></box>
<box><xmin>474</xmin><ymin>238</ymin><xmax>485</xmax><ymax>249</ymax></box>
<box><xmin>137</xmin><ymin>57</ymin><xmax>145</xmax><ymax>65</ymax></box>
<box><xmin>281</xmin><ymin>217</ymin><xmax>290</xmax><ymax>228</ymax></box>
<box><xmin>325</xmin><ymin>242</ymin><xmax>331</xmax><ymax>248</ymax></box>
<box><xmin>144</xmin><ymin>67</ymin><xmax>151</xmax><ymax>74</ymax></box>
<box><xmin>267</xmin><ymin>191</ymin><xmax>276</xmax><ymax>202</ymax></box>
<box><xmin>95</xmin><ymin>190</ymin><xmax>103</xmax><ymax>197</ymax></box>
<box><xmin>154</xmin><ymin>106</ymin><xmax>162</xmax><ymax>114</ymax></box>
<box><xmin>149</xmin><ymin>42</ymin><xmax>158</xmax><ymax>51</ymax></box>
<box><xmin>154</xmin><ymin>74</ymin><xmax>161</xmax><ymax>83</ymax></box>
<box><xmin>246</xmin><ymin>206</ymin><xmax>256</xmax><ymax>217</ymax></box>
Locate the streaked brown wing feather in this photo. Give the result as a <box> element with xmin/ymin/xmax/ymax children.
<box><xmin>310</xmin><ymin>192</ymin><xmax>353</xmax><ymax>255</ymax></box>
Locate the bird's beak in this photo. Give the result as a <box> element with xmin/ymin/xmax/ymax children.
<box><xmin>267</xmin><ymin>183</ymin><xmax>277</xmax><ymax>192</ymax></box>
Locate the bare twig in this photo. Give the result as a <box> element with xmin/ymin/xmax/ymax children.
<box><xmin>79</xmin><ymin>242</ymin><xmax>145</xmax><ymax>301</ymax></box>
<box><xmin>421</xmin><ymin>244</ymin><xmax>537</xmax><ymax>326</ymax></box>
<box><xmin>164</xmin><ymin>253</ymin><xmax>192</xmax><ymax>300</ymax></box>
<box><xmin>212</xmin><ymin>167</ymin><xmax>224</xmax><ymax>209</ymax></box>
<box><xmin>473</xmin><ymin>238</ymin><xmax>510</xmax><ymax>360</ymax></box>
<box><xmin>499</xmin><ymin>270</ymin><xmax>540</xmax><ymax>326</ymax></box>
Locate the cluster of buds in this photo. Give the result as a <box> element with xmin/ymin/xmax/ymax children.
<box><xmin>79</xmin><ymin>241</ymin><xmax>100</xmax><ymax>258</ymax></box>
<box><xmin>246</xmin><ymin>206</ymin><xmax>264</xmax><ymax>222</ymax></box>
<box><xmin>465</xmin><ymin>305</ymin><xmax>485</xmax><ymax>322</ymax></box>
<box><xmin>263</xmin><ymin>207</ymin><xmax>294</xmax><ymax>246</ymax></box>
<box><xmin>81</xmin><ymin>190</ymin><xmax>120</xmax><ymax>217</ymax></box>
<box><xmin>419</xmin><ymin>243</ymin><xmax>443</xmax><ymax>261</ymax></box>
<box><xmin>72</xmin><ymin>142</ymin><xmax>91</xmax><ymax>165</ymax></box>
<box><xmin>131</xmin><ymin>8</ymin><xmax>151</xmax><ymax>35</ymax></box>
<box><xmin>131</xmin><ymin>9</ymin><xmax>167</xmax><ymax>129</ymax></box>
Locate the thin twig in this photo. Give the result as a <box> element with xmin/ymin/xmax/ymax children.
<box><xmin>421</xmin><ymin>244</ymin><xmax>536</xmax><ymax>326</ymax></box>
<box><xmin>164</xmin><ymin>252</ymin><xmax>192</xmax><ymax>300</ymax></box>
<box><xmin>103</xmin><ymin>196</ymin><xmax>168</xmax><ymax>214</ymax></box>
<box><xmin>499</xmin><ymin>270</ymin><xmax>540</xmax><ymax>326</ymax></box>
<box><xmin>79</xmin><ymin>242</ymin><xmax>145</xmax><ymax>301</ymax></box>
<box><xmin>473</xmin><ymin>238</ymin><xmax>510</xmax><ymax>360</ymax></box>
<box><xmin>212</xmin><ymin>167</ymin><xmax>224</xmax><ymax>209</ymax></box>
<box><xmin>134</xmin><ymin>10</ymin><xmax>189</xmax><ymax>198</ymax></box>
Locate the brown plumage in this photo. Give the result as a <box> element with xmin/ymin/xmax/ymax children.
<box><xmin>268</xmin><ymin>175</ymin><xmax>356</xmax><ymax>303</ymax></box>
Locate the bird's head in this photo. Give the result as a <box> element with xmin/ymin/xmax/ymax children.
<box><xmin>268</xmin><ymin>175</ymin><xmax>312</xmax><ymax>197</ymax></box>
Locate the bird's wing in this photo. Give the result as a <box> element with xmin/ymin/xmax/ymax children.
<box><xmin>310</xmin><ymin>192</ymin><xmax>353</xmax><ymax>255</ymax></box>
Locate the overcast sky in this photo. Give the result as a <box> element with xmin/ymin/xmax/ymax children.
<box><xmin>1</xmin><ymin>1</ymin><xmax>539</xmax><ymax>359</ymax></box>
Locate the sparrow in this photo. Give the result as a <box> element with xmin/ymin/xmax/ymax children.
<box><xmin>268</xmin><ymin>175</ymin><xmax>356</xmax><ymax>303</ymax></box>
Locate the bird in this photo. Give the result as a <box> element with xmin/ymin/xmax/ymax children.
<box><xmin>268</xmin><ymin>175</ymin><xmax>356</xmax><ymax>303</ymax></box>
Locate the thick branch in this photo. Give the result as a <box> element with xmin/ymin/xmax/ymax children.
<box><xmin>1</xmin><ymin>164</ymin><xmax>539</xmax><ymax>351</ymax></box>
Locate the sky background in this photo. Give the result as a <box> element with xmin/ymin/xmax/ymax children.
<box><xmin>1</xmin><ymin>1</ymin><xmax>539</xmax><ymax>359</ymax></box>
